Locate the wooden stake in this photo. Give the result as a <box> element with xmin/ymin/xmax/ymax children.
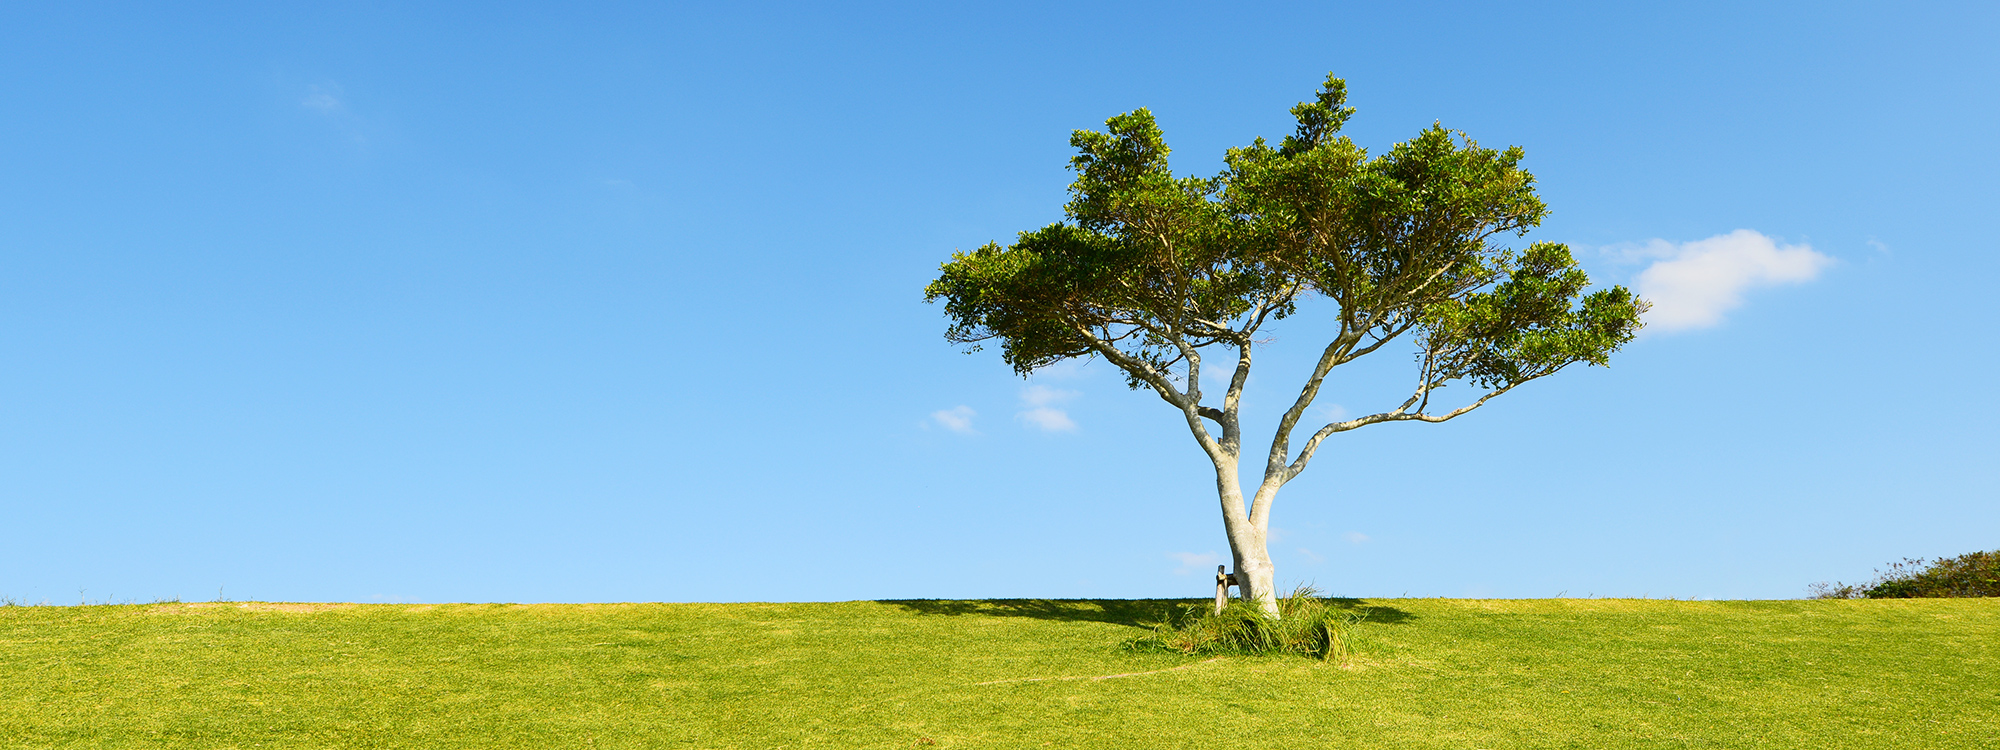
<box><xmin>1214</xmin><ymin>565</ymin><xmax>1237</xmax><ymax>615</ymax></box>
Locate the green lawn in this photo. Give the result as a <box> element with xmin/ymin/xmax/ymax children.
<box><xmin>3</xmin><ymin>598</ymin><xmax>1994</xmax><ymax>748</ymax></box>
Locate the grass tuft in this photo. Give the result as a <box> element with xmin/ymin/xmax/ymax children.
<box><xmin>1126</xmin><ymin>585</ymin><xmax>1359</xmax><ymax>661</ymax></box>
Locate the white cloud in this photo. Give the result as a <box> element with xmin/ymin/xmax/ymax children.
<box><xmin>1022</xmin><ymin>384</ymin><xmax>1075</xmax><ymax>407</ymax></box>
<box><xmin>1019</xmin><ymin>407</ymin><xmax>1075</xmax><ymax>432</ymax></box>
<box><xmin>1296</xmin><ymin>547</ymin><xmax>1325</xmax><ymax>563</ymax></box>
<box><xmin>1169</xmin><ymin>551</ymin><xmax>1221</xmax><ymax>575</ymax></box>
<box><xmin>295</xmin><ymin>82</ymin><xmax>377</xmax><ymax>149</ymax></box>
<box><xmin>928</xmin><ymin>405</ymin><xmax>977</xmax><ymax>434</ymax></box>
<box><xmin>1017</xmin><ymin>385</ymin><xmax>1078</xmax><ymax>432</ymax></box>
<box><xmin>301</xmin><ymin>84</ymin><xmax>344</xmax><ymax>114</ymax></box>
<box><xmin>1343</xmin><ymin>531</ymin><xmax>1370</xmax><ymax>544</ymax></box>
<box><xmin>1626</xmin><ymin>229</ymin><xmax>1832</xmax><ymax>332</ymax></box>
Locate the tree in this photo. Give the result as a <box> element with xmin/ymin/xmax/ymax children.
<box><xmin>925</xmin><ymin>76</ymin><xmax>1645</xmax><ymax>615</ymax></box>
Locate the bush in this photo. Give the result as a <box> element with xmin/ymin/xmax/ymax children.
<box><xmin>1809</xmin><ymin>550</ymin><xmax>2000</xmax><ymax>599</ymax></box>
<box><xmin>1126</xmin><ymin>586</ymin><xmax>1359</xmax><ymax>661</ymax></box>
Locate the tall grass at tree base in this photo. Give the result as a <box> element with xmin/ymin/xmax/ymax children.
<box><xmin>1127</xmin><ymin>586</ymin><xmax>1359</xmax><ymax>661</ymax></box>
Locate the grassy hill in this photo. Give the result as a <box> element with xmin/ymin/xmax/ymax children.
<box><xmin>3</xmin><ymin>598</ymin><xmax>1995</xmax><ymax>748</ymax></box>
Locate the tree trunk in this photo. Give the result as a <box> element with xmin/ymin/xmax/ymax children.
<box><xmin>1230</xmin><ymin>542</ymin><xmax>1279</xmax><ymax>616</ymax></box>
<box><xmin>1212</xmin><ymin>456</ymin><xmax>1281</xmax><ymax>616</ymax></box>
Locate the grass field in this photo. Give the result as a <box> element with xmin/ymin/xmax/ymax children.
<box><xmin>3</xmin><ymin>597</ymin><xmax>1995</xmax><ymax>748</ymax></box>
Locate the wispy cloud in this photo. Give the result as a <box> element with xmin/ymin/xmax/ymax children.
<box><xmin>1169</xmin><ymin>551</ymin><xmax>1221</xmax><ymax>575</ymax></box>
<box><xmin>1017</xmin><ymin>385</ymin><xmax>1078</xmax><ymax>432</ymax></box>
<box><xmin>300</xmin><ymin>84</ymin><xmax>345</xmax><ymax>114</ymax></box>
<box><xmin>928</xmin><ymin>405</ymin><xmax>977</xmax><ymax>434</ymax></box>
<box><xmin>1343</xmin><ymin>531</ymin><xmax>1370</xmax><ymax>544</ymax></box>
<box><xmin>1616</xmin><ymin>229</ymin><xmax>1832</xmax><ymax>332</ymax></box>
<box><xmin>1316</xmin><ymin>403</ymin><xmax>1349</xmax><ymax>423</ymax></box>
<box><xmin>294</xmin><ymin>81</ymin><xmax>379</xmax><ymax>149</ymax></box>
<box><xmin>1296</xmin><ymin>547</ymin><xmax>1325</xmax><ymax>563</ymax></box>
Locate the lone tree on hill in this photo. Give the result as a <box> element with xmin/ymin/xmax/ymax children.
<box><xmin>926</xmin><ymin>76</ymin><xmax>1645</xmax><ymax>615</ymax></box>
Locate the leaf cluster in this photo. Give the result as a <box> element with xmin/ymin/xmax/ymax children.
<box><xmin>925</xmin><ymin>74</ymin><xmax>1644</xmax><ymax>415</ymax></box>
<box><xmin>925</xmin><ymin>107</ymin><xmax>1264</xmax><ymax>385</ymax></box>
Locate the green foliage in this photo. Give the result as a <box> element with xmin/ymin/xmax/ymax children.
<box><xmin>1127</xmin><ymin>586</ymin><xmax>1359</xmax><ymax>661</ymax></box>
<box><xmin>926</xmin><ymin>73</ymin><xmax>1644</xmax><ymax>393</ymax></box>
<box><xmin>1420</xmin><ymin>244</ymin><xmax>1644</xmax><ymax>389</ymax></box>
<box><xmin>1814</xmin><ymin>550</ymin><xmax>2000</xmax><ymax>599</ymax></box>
<box><xmin>923</xmin><ymin>104</ymin><xmax>1248</xmax><ymax>380</ymax></box>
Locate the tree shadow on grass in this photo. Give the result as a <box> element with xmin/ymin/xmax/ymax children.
<box><xmin>879</xmin><ymin>599</ymin><xmax>1185</xmax><ymax>629</ymax></box>
<box><xmin>1323</xmin><ymin>598</ymin><xmax>1416</xmax><ymax>625</ymax></box>
<box><xmin>879</xmin><ymin>598</ymin><xmax>1415</xmax><ymax>628</ymax></box>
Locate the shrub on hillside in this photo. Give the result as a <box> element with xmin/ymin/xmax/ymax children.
<box><xmin>1126</xmin><ymin>586</ymin><xmax>1358</xmax><ymax>661</ymax></box>
<box><xmin>1810</xmin><ymin>550</ymin><xmax>2000</xmax><ymax>599</ymax></box>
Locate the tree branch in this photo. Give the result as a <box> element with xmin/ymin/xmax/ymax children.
<box><xmin>1258</xmin><ymin>328</ymin><xmax>1360</xmax><ymax>472</ymax></box>
<box><xmin>1070</xmin><ymin>322</ymin><xmax>1228</xmax><ymax>460</ymax></box>
<box><xmin>1243</xmin><ymin>327</ymin><xmax>1359</xmax><ymax>530</ymax></box>
<box><xmin>1282</xmin><ymin>381</ymin><xmax>1519</xmax><ymax>482</ymax></box>
<box><xmin>1339</xmin><ymin>317</ymin><xmax>1419</xmax><ymax>364</ymax></box>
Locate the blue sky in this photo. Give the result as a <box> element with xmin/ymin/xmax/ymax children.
<box><xmin>2</xmin><ymin>2</ymin><xmax>1995</xmax><ymax>604</ymax></box>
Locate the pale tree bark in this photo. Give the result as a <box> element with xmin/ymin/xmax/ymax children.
<box><xmin>1194</xmin><ymin>326</ymin><xmax>1517</xmax><ymax>617</ymax></box>
<box><xmin>1070</xmin><ymin>304</ymin><xmax>1525</xmax><ymax>618</ymax></box>
<box><xmin>1206</xmin><ymin>439</ymin><xmax>1278</xmax><ymax>615</ymax></box>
